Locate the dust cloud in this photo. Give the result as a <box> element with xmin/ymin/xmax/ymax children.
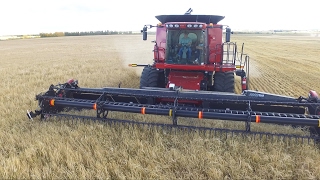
<box><xmin>109</xmin><ymin>35</ymin><xmax>155</xmax><ymax>75</ymax></box>
<box><xmin>246</xmin><ymin>58</ymin><xmax>262</xmax><ymax>78</ymax></box>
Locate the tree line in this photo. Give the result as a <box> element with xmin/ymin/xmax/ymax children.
<box><xmin>40</xmin><ymin>31</ymin><xmax>133</xmax><ymax>37</ymax></box>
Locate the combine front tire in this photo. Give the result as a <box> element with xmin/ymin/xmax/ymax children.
<box><xmin>140</xmin><ymin>67</ymin><xmax>164</xmax><ymax>88</ymax></box>
<box><xmin>213</xmin><ymin>71</ymin><xmax>235</xmax><ymax>93</ymax></box>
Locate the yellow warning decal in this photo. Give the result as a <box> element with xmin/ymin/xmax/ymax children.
<box><xmin>236</xmin><ymin>65</ymin><xmax>244</xmax><ymax>69</ymax></box>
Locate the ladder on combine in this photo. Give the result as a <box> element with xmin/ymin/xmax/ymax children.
<box><xmin>222</xmin><ymin>42</ymin><xmax>250</xmax><ymax>90</ymax></box>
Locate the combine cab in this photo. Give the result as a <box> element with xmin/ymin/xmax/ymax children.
<box><xmin>27</xmin><ymin>9</ymin><xmax>320</xmax><ymax>143</ymax></box>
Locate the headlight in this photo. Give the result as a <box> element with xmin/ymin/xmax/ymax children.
<box><xmin>174</xmin><ymin>24</ymin><xmax>179</xmax><ymax>28</ymax></box>
<box><xmin>169</xmin><ymin>24</ymin><xmax>174</xmax><ymax>28</ymax></box>
<box><xmin>199</xmin><ymin>24</ymin><xmax>203</xmax><ymax>28</ymax></box>
<box><xmin>193</xmin><ymin>24</ymin><xmax>199</xmax><ymax>28</ymax></box>
<box><xmin>187</xmin><ymin>24</ymin><xmax>192</xmax><ymax>28</ymax></box>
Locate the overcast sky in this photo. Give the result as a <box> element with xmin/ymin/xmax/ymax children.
<box><xmin>0</xmin><ymin>0</ymin><xmax>319</xmax><ymax>35</ymax></box>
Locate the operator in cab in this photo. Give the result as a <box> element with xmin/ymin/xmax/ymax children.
<box><xmin>178</xmin><ymin>32</ymin><xmax>192</xmax><ymax>60</ymax></box>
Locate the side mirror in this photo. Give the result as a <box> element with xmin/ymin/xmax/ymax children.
<box><xmin>226</xmin><ymin>27</ymin><xmax>232</xmax><ymax>42</ymax></box>
<box><xmin>141</xmin><ymin>25</ymin><xmax>148</xmax><ymax>41</ymax></box>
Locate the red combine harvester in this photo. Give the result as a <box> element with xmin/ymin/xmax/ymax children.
<box><xmin>134</xmin><ymin>8</ymin><xmax>249</xmax><ymax>106</ymax></box>
<box><xmin>27</xmin><ymin>9</ymin><xmax>320</xmax><ymax>142</ymax></box>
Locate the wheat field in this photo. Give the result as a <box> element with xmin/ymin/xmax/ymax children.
<box><xmin>1</xmin><ymin>34</ymin><xmax>320</xmax><ymax>179</ymax></box>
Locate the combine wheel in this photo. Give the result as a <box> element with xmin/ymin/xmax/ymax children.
<box><xmin>140</xmin><ymin>66</ymin><xmax>164</xmax><ymax>88</ymax></box>
<box><xmin>213</xmin><ymin>71</ymin><xmax>235</xmax><ymax>93</ymax></box>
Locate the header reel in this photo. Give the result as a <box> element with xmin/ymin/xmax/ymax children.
<box><xmin>27</xmin><ymin>79</ymin><xmax>320</xmax><ymax>143</ymax></box>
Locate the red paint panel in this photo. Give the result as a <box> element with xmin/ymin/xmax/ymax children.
<box><xmin>167</xmin><ymin>71</ymin><xmax>204</xmax><ymax>90</ymax></box>
<box><xmin>208</xmin><ymin>25</ymin><xmax>223</xmax><ymax>64</ymax></box>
